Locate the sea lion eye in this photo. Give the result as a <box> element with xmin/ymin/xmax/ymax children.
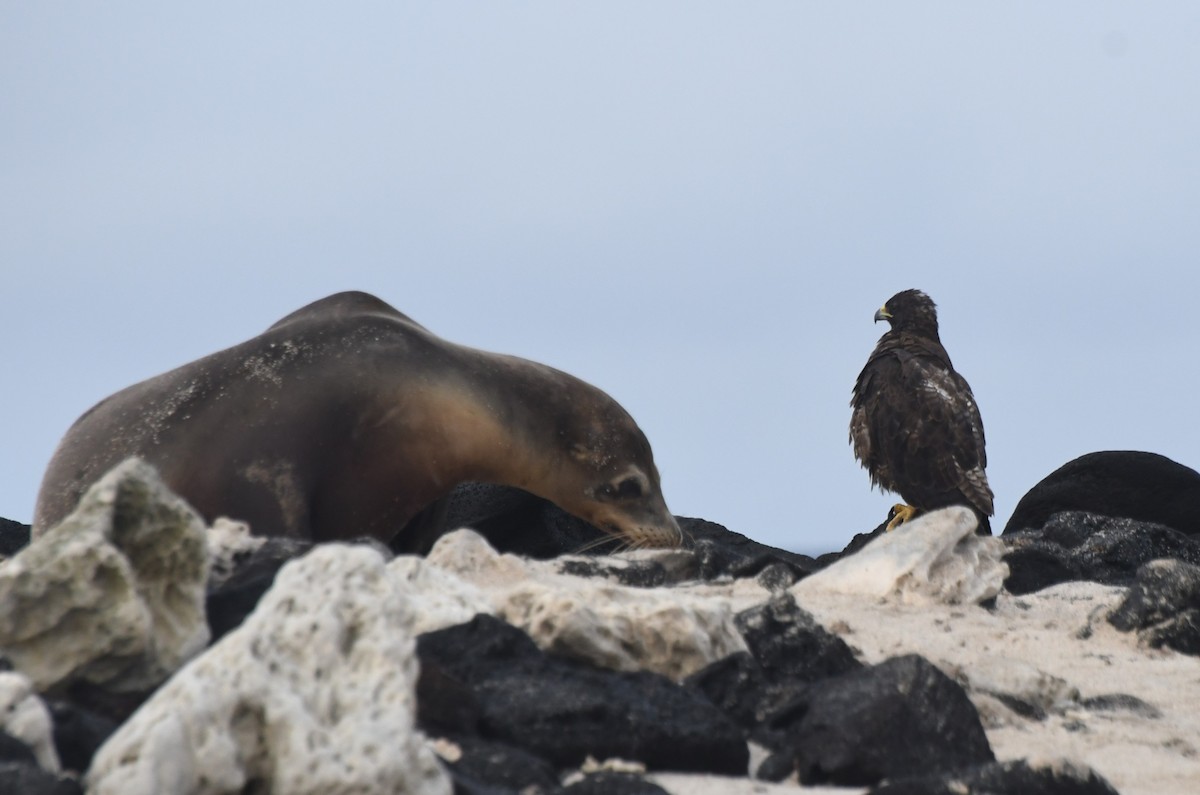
<box><xmin>595</xmin><ymin>477</ymin><xmax>644</xmax><ymax>501</ymax></box>
<box><xmin>615</xmin><ymin>477</ymin><xmax>643</xmax><ymax>499</ymax></box>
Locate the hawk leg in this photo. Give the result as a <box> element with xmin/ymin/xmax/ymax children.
<box><xmin>885</xmin><ymin>503</ymin><xmax>919</xmax><ymax>531</ymax></box>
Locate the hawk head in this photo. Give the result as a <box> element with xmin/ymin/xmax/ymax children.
<box><xmin>874</xmin><ymin>289</ymin><xmax>939</xmax><ymax>337</ymax></box>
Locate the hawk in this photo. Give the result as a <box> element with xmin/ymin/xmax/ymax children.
<box><xmin>850</xmin><ymin>289</ymin><xmax>994</xmax><ymax>534</ymax></box>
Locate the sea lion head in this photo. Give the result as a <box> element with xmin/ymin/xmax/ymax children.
<box><xmin>546</xmin><ymin>393</ymin><xmax>682</xmax><ymax>550</ymax></box>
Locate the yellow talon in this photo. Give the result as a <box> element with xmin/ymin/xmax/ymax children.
<box><xmin>885</xmin><ymin>503</ymin><xmax>919</xmax><ymax>531</ymax></box>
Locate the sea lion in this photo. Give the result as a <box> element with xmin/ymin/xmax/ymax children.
<box><xmin>33</xmin><ymin>291</ymin><xmax>682</xmax><ymax>551</ymax></box>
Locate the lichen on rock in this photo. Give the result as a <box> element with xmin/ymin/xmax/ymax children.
<box><xmin>0</xmin><ymin>458</ymin><xmax>210</xmax><ymax>693</ymax></box>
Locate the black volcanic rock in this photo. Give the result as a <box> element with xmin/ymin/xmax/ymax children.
<box><xmin>0</xmin><ymin>518</ymin><xmax>30</xmax><ymax>556</ymax></box>
<box><xmin>205</xmin><ymin>537</ymin><xmax>314</xmax><ymax>641</ymax></box>
<box><xmin>688</xmin><ymin>594</ymin><xmax>862</xmax><ymax>744</ymax></box>
<box><xmin>1109</xmin><ymin>558</ymin><xmax>1200</xmax><ymax>655</ymax></box>
<box><xmin>417</xmin><ymin>615</ymin><xmax>748</xmax><ymax>776</ymax></box>
<box><xmin>686</xmin><ymin>652</ymin><xmax>778</xmax><ymax>730</ymax></box>
<box><xmin>416</xmin><ymin>661</ymin><xmax>482</xmax><ymax>736</ymax></box>
<box><xmin>0</xmin><ymin>762</ymin><xmax>82</xmax><ymax>795</ymax></box>
<box><xmin>1004</xmin><ymin>451</ymin><xmax>1200</xmax><ymax>536</ymax></box>
<box><xmin>735</xmin><ymin>593</ymin><xmax>861</xmax><ymax>682</ymax></box>
<box><xmin>440</xmin><ymin>735</ymin><xmax>559</xmax><ymax>794</ymax></box>
<box><xmin>868</xmin><ymin>759</ymin><xmax>1120</xmax><ymax>795</ymax></box>
<box><xmin>769</xmin><ymin>654</ymin><xmax>993</xmax><ymax>787</ymax></box>
<box><xmin>678</xmin><ymin>517</ymin><xmax>819</xmax><ymax>580</ymax></box>
<box><xmin>555</xmin><ymin>772</ymin><xmax>671</xmax><ymax>794</ymax></box>
<box><xmin>0</xmin><ymin>731</ymin><xmax>36</xmax><ymax>765</ymax></box>
<box><xmin>1003</xmin><ymin>511</ymin><xmax>1200</xmax><ymax>594</ymax></box>
<box><xmin>46</xmin><ymin>699</ymin><xmax>119</xmax><ymax>774</ymax></box>
<box><xmin>415</xmin><ymin>483</ymin><xmax>819</xmax><ymax>581</ymax></box>
<box><xmin>816</xmin><ymin>518</ymin><xmax>889</xmax><ymax>568</ymax></box>
<box><xmin>429</xmin><ymin>483</ymin><xmax>614</xmax><ymax>558</ymax></box>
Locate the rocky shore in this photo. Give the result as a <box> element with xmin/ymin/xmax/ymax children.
<box><xmin>2</xmin><ymin>451</ymin><xmax>1200</xmax><ymax>794</ymax></box>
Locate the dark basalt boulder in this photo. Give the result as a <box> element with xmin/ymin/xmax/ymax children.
<box><xmin>678</xmin><ymin>517</ymin><xmax>819</xmax><ymax>581</ymax></box>
<box><xmin>45</xmin><ymin>699</ymin><xmax>119</xmax><ymax>775</ymax></box>
<box><xmin>0</xmin><ymin>518</ymin><xmax>30</xmax><ymax>556</ymax></box>
<box><xmin>1004</xmin><ymin>451</ymin><xmax>1200</xmax><ymax>536</ymax></box>
<box><xmin>1108</xmin><ymin>558</ymin><xmax>1200</xmax><ymax>656</ymax></box>
<box><xmin>424</xmin><ymin>483</ymin><xmax>819</xmax><ymax>580</ymax></box>
<box><xmin>426</xmin><ymin>483</ymin><xmax>613</xmax><ymax>558</ymax></box>
<box><xmin>439</xmin><ymin>735</ymin><xmax>560</xmax><ymax>794</ymax></box>
<box><xmin>1003</xmin><ymin>511</ymin><xmax>1200</xmax><ymax>595</ymax></box>
<box><xmin>867</xmin><ymin>758</ymin><xmax>1120</xmax><ymax>795</ymax></box>
<box><xmin>0</xmin><ymin>762</ymin><xmax>82</xmax><ymax>795</ymax></box>
<box><xmin>735</xmin><ymin>593</ymin><xmax>861</xmax><ymax>682</ymax></box>
<box><xmin>0</xmin><ymin>731</ymin><xmax>37</xmax><ymax>765</ymax></box>
<box><xmin>416</xmin><ymin>614</ymin><xmax>748</xmax><ymax>777</ymax></box>
<box><xmin>687</xmin><ymin>595</ymin><xmax>861</xmax><ymax>738</ymax></box>
<box><xmin>205</xmin><ymin>537</ymin><xmax>314</xmax><ymax>641</ymax></box>
<box><xmin>766</xmin><ymin>654</ymin><xmax>994</xmax><ymax>787</ymax></box>
<box><xmin>555</xmin><ymin>772</ymin><xmax>671</xmax><ymax>794</ymax></box>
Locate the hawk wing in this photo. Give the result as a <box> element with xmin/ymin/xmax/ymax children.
<box><xmin>851</xmin><ymin>347</ymin><xmax>993</xmax><ymax>516</ymax></box>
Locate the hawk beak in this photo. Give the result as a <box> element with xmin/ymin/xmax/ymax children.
<box><xmin>874</xmin><ymin>306</ymin><xmax>891</xmax><ymax>323</ymax></box>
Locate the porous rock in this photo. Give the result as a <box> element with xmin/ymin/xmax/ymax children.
<box><xmin>1004</xmin><ymin>450</ymin><xmax>1200</xmax><ymax>536</ymax></box>
<box><xmin>0</xmin><ymin>458</ymin><xmax>209</xmax><ymax>693</ymax></box>
<box><xmin>423</xmin><ymin>529</ymin><xmax>746</xmax><ymax>680</ymax></box>
<box><xmin>793</xmin><ymin>506</ymin><xmax>1007</xmax><ymax>605</ymax></box>
<box><xmin>387</xmin><ymin>554</ymin><xmax>493</xmax><ymax>637</ymax></box>
<box><xmin>868</xmin><ymin>757</ymin><xmax>1120</xmax><ymax>795</ymax></box>
<box><xmin>770</xmin><ymin>654</ymin><xmax>994</xmax><ymax>786</ymax></box>
<box><xmin>1004</xmin><ymin>512</ymin><xmax>1200</xmax><ymax>595</ymax></box>
<box><xmin>86</xmin><ymin>544</ymin><xmax>451</xmax><ymax>795</ymax></box>
<box><xmin>417</xmin><ymin>614</ymin><xmax>749</xmax><ymax>776</ymax></box>
<box><xmin>1108</xmin><ymin>558</ymin><xmax>1200</xmax><ymax>655</ymax></box>
<box><xmin>0</xmin><ymin>672</ymin><xmax>60</xmax><ymax>771</ymax></box>
<box><xmin>204</xmin><ymin>518</ymin><xmax>266</xmax><ymax>588</ymax></box>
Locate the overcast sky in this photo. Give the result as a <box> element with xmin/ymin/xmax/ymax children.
<box><xmin>4</xmin><ymin>4</ymin><xmax>1199</xmax><ymax>555</ymax></box>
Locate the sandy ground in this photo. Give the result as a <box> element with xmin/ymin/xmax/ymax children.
<box><xmin>804</xmin><ymin>582</ymin><xmax>1200</xmax><ymax>795</ymax></box>
<box><xmin>644</xmin><ymin>579</ymin><xmax>1199</xmax><ymax>794</ymax></box>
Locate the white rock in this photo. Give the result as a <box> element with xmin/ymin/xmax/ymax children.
<box><xmin>387</xmin><ymin>554</ymin><xmax>494</xmax><ymax>636</ymax></box>
<box><xmin>205</xmin><ymin>517</ymin><xmax>265</xmax><ymax>588</ymax></box>
<box><xmin>423</xmin><ymin>529</ymin><xmax>746</xmax><ymax>680</ymax></box>
<box><xmin>793</xmin><ymin>506</ymin><xmax>1007</xmax><ymax>605</ymax></box>
<box><xmin>86</xmin><ymin>544</ymin><xmax>451</xmax><ymax>795</ymax></box>
<box><xmin>0</xmin><ymin>458</ymin><xmax>210</xmax><ymax>692</ymax></box>
<box><xmin>0</xmin><ymin>671</ymin><xmax>61</xmax><ymax>772</ymax></box>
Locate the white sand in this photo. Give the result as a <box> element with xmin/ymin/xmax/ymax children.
<box><xmin>791</xmin><ymin>582</ymin><xmax>1197</xmax><ymax>794</ymax></box>
<box><xmin>639</xmin><ymin>579</ymin><xmax>1200</xmax><ymax>794</ymax></box>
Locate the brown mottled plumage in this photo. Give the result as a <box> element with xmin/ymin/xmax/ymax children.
<box><xmin>850</xmin><ymin>290</ymin><xmax>994</xmax><ymax>534</ymax></box>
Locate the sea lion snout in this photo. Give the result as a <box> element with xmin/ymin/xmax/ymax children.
<box><xmin>591</xmin><ymin>507</ymin><xmax>683</xmax><ymax>550</ymax></box>
<box><xmin>577</xmin><ymin>465</ymin><xmax>682</xmax><ymax>549</ymax></box>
